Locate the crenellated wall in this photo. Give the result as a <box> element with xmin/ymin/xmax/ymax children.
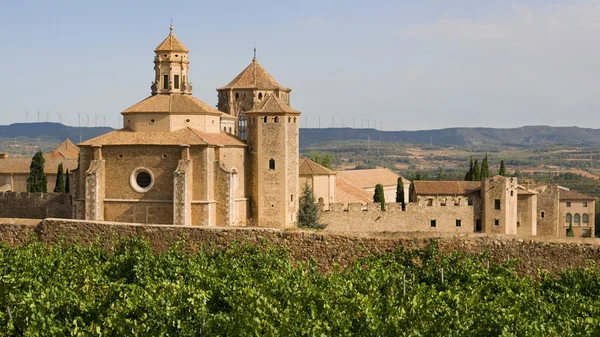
<box><xmin>0</xmin><ymin>192</ymin><xmax>72</xmax><ymax>219</ymax></box>
<box><xmin>320</xmin><ymin>201</ymin><xmax>478</xmax><ymax>233</ymax></box>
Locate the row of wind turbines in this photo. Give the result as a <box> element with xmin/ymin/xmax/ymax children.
<box><xmin>23</xmin><ymin>108</ymin><xmax>109</xmax><ymax>127</ymax></box>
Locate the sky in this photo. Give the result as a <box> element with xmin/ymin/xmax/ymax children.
<box><xmin>1</xmin><ymin>0</ymin><xmax>600</xmax><ymax>130</ymax></box>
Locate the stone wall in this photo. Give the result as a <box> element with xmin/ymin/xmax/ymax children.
<box><xmin>0</xmin><ymin>192</ymin><xmax>72</xmax><ymax>219</ymax></box>
<box><xmin>2</xmin><ymin>219</ymin><xmax>600</xmax><ymax>275</ymax></box>
<box><xmin>321</xmin><ymin>201</ymin><xmax>481</xmax><ymax>233</ymax></box>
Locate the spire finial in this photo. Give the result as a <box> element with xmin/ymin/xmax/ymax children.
<box><xmin>170</xmin><ymin>19</ymin><xmax>174</xmax><ymax>32</ymax></box>
<box><xmin>253</xmin><ymin>46</ymin><xmax>256</xmax><ymax>60</ymax></box>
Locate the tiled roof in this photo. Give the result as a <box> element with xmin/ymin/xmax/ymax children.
<box><xmin>559</xmin><ymin>189</ymin><xmax>595</xmax><ymax>201</ymax></box>
<box><xmin>299</xmin><ymin>158</ymin><xmax>335</xmax><ymax>176</ymax></box>
<box><xmin>335</xmin><ymin>176</ymin><xmax>373</xmax><ymax>204</ymax></box>
<box><xmin>336</xmin><ymin>168</ymin><xmax>409</xmax><ymax>189</ymax></box>
<box><xmin>0</xmin><ymin>158</ymin><xmax>78</xmax><ymax>174</ymax></box>
<box><xmin>154</xmin><ymin>29</ymin><xmax>189</xmax><ymax>52</ymax></box>
<box><xmin>246</xmin><ymin>94</ymin><xmax>299</xmax><ymax>114</ymax></box>
<box><xmin>122</xmin><ymin>94</ymin><xmax>221</xmax><ymax>115</ymax></box>
<box><xmin>78</xmin><ymin>127</ymin><xmax>245</xmax><ymax>147</ymax></box>
<box><xmin>218</xmin><ymin>58</ymin><xmax>289</xmax><ymax>91</ymax></box>
<box><xmin>413</xmin><ymin>181</ymin><xmax>481</xmax><ymax>195</ymax></box>
<box><xmin>45</xmin><ymin>138</ymin><xmax>79</xmax><ymax>159</ymax></box>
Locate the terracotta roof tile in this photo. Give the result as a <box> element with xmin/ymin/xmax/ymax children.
<box><xmin>335</xmin><ymin>176</ymin><xmax>372</xmax><ymax>204</ymax></box>
<box><xmin>299</xmin><ymin>158</ymin><xmax>335</xmax><ymax>176</ymax></box>
<box><xmin>559</xmin><ymin>189</ymin><xmax>595</xmax><ymax>201</ymax></box>
<box><xmin>45</xmin><ymin>138</ymin><xmax>79</xmax><ymax>159</ymax></box>
<box><xmin>246</xmin><ymin>94</ymin><xmax>300</xmax><ymax>114</ymax></box>
<box><xmin>0</xmin><ymin>158</ymin><xmax>77</xmax><ymax>174</ymax></box>
<box><xmin>336</xmin><ymin>168</ymin><xmax>409</xmax><ymax>189</ymax></box>
<box><xmin>78</xmin><ymin>127</ymin><xmax>245</xmax><ymax>147</ymax></box>
<box><xmin>413</xmin><ymin>181</ymin><xmax>481</xmax><ymax>195</ymax></box>
<box><xmin>154</xmin><ymin>30</ymin><xmax>189</xmax><ymax>52</ymax></box>
<box><xmin>218</xmin><ymin>58</ymin><xmax>289</xmax><ymax>91</ymax></box>
<box><xmin>122</xmin><ymin>94</ymin><xmax>221</xmax><ymax>115</ymax></box>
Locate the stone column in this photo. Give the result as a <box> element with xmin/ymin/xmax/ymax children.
<box><xmin>85</xmin><ymin>145</ymin><xmax>105</xmax><ymax>221</ymax></box>
<box><xmin>173</xmin><ymin>145</ymin><xmax>192</xmax><ymax>226</ymax></box>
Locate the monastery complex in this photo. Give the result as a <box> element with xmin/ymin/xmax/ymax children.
<box><xmin>0</xmin><ymin>27</ymin><xmax>595</xmax><ymax>239</ymax></box>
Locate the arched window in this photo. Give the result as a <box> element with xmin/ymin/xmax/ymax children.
<box><xmin>229</xmin><ymin>127</ymin><xmax>232</xmax><ymax>133</ymax></box>
<box><xmin>238</xmin><ymin>112</ymin><xmax>247</xmax><ymax>140</ymax></box>
<box><xmin>574</xmin><ymin>213</ymin><xmax>581</xmax><ymax>223</ymax></box>
<box><xmin>583</xmin><ymin>213</ymin><xmax>589</xmax><ymax>223</ymax></box>
<box><xmin>288</xmin><ymin>117</ymin><xmax>291</xmax><ymax>123</ymax></box>
<box><xmin>263</xmin><ymin>116</ymin><xmax>268</xmax><ymax>123</ymax></box>
<box><xmin>258</xmin><ymin>92</ymin><xmax>263</xmax><ymax>100</ymax></box>
<box><xmin>223</xmin><ymin>127</ymin><xmax>226</xmax><ymax>132</ymax></box>
<box><xmin>274</xmin><ymin>116</ymin><xmax>279</xmax><ymax>123</ymax></box>
<box><xmin>318</xmin><ymin>197</ymin><xmax>324</xmax><ymax>205</ymax></box>
<box><xmin>269</xmin><ymin>158</ymin><xmax>275</xmax><ymax>170</ymax></box>
<box><xmin>235</xmin><ymin>92</ymin><xmax>239</xmax><ymax>100</ymax></box>
<box><xmin>293</xmin><ymin>117</ymin><xmax>297</xmax><ymax>123</ymax></box>
<box><xmin>566</xmin><ymin>213</ymin><xmax>572</xmax><ymax>224</ymax></box>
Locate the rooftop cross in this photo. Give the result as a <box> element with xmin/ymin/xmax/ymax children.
<box><xmin>170</xmin><ymin>19</ymin><xmax>173</xmax><ymax>31</ymax></box>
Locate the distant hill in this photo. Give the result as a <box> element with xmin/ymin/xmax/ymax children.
<box><xmin>2</xmin><ymin>123</ymin><xmax>600</xmax><ymax>154</ymax></box>
<box><xmin>0</xmin><ymin>123</ymin><xmax>113</xmax><ymax>143</ymax></box>
<box><xmin>299</xmin><ymin>126</ymin><xmax>600</xmax><ymax>149</ymax></box>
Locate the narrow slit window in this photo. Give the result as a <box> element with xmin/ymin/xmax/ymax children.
<box><xmin>163</xmin><ymin>75</ymin><xmax>169</xmax><ymax>89</ymax></box>
<box><xmin>269</xmin><ymin>158</ymin><xmax>275</xmax><ymax>170</ymax></box>
<box><xmin>174</xmin><ymin>75</ymin><xmax>180</xmax><ymax>89</ymax></box>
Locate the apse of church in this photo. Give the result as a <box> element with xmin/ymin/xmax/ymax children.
<box><xmin>73</xmin><ymin>26</ymin><xmax>300</xmax><ymax>228</ymax></box>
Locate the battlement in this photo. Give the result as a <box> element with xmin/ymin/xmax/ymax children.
<box><xmin>321</xmin><ymin>201</ymin><xmax>474</xmax><ymax>214</ymax></box>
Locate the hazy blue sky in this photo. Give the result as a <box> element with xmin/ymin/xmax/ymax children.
<box><xmin>1</xmin><ymin>0</ymin><xmax>599</xmax><ymax>130</ymax></box>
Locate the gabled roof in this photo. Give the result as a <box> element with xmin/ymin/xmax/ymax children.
<box><xmin>154</xmin><ymin>28</ymin><xmax>189</xmax><ymax>52</ymax></box>
<box><xmin>299</xmin><ymin>158</ymin><xmax>335</xmax><ymax>176</ymax></box>
<box><xmin>246</xmin><ymin>94</ymin><xmax>299</xmax><ymax>114</ymax></box>
<box><xmin>336</xmin><ymin>168</ymin><xmax>409</xmax><ymax>189</ymax></box>
<box><xmin>78</xmin><ymin>127</ymin><xmax>245</xmax><ymax>147</ymax></box>
<box><xmin>45</xmin><ymin>138</ymin><xmax>79</xmax><ymax>159</ymax></box>
<box><xmin>218</xmin><ymin>58</ymin><xmax>289</xmax><ymax>91</ymax></box>
<box><xmin>413</xmin><ymin>181</ymin><xmax>481</xmax><ymax>195</ymax></box>
<box><xmin>335</xmin><ymin>176</ymin><xmax>373</xmax><ymax>204</ymax></box>
<box><xmin>559</xmin><ymin>189</ymin><xmax>595</xmax><ymax>201</ymax></box>
<box><xmin>0</xmin><ymin>158</ymin><xmax>78</xmax><ymax>174</ymax></box>
<box><xmin>122</xmin><ymin>94</ymin><xmax>221</xmax><ymax>115</ymax></box>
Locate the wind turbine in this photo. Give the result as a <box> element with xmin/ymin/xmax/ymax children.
<box><xmin>46</xmin><ymin>109</ymin><xmax>50</xmax><ymax>122</ymax></box>
<box><xmin>57</xmin><ymin>112</ymin><xmax>62</xmax><ymax>124</ymax></box>
<box><xmin>25</xmin><ymin>108</ymin><xmax>29</xmax><ymax>122</ymax></box>
<box><xmin>85</xmin><ymin>113</ymin><xmax>89</xmax><ymax>127</ymax></box>
<box><xmin>103</xmin><ymin>116</ymin><xmax>106</xmax><ymax>127</ymax></box>
<box><xmin>37</xmin><ymin>109</ymin><xmax>40</xmax><ymax>122</ymax></box>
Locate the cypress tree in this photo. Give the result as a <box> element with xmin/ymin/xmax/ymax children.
<box><xmin>65</xmin><ymin>169</ymin><xmax>70</xmax><ymax>193</ymax></box>
<box><xmin>409</xmin><ymin>181</ymin><xmax>415</xmax><ymax>202</ymax></box>
<box><xmin>472</xmin><ymin>159</ymin><xmax>481</xmax><ymax>181</ymax></box>
<box><xmin>396</xmin><ymin>177</ymin><xmax>405</xmax><ymax>210</ymax></box>
<box><xmin>499</xmin><ymin>160</ymin><xmax>506</xmax><ymax>176</ymax></box>
<box><xmin>481</xmin><ymin>154</ymin><xmax>490</xmax><ymax>178</ymax></box>
<box><xmin>373</xmin><ymin>184</ymin><xmax>386</xmax><ymax>211</ymax></box>
<box><xmin>26</xmin><ymin>151</ymin><xmax>47</xmax><ymax>192</ymax></box>
<box><xmin>297</xmin><ymin>182</ymin><xmax>324</xmax><ymax>229</ymax></box>
<box><xmin>465</xmin><ymin>157</ymin><xmax>473</xmax><ymax>181</ymax></box>
<box><xmin>54</xmin><ymin>163</ymin><xmax>66</xmax><ymax>193</ymax></box>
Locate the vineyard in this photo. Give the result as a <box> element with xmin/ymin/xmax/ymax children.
<box><xmin>1</xmin><ymin>239</ymin><xmax>600</xmax><ymax>336</ymax></box>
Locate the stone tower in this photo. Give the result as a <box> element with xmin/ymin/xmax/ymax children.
<box><xmin>245</xmin><ymin>94</ymin><xmax>300</xmax><ymax>227</ymax></box>
<box><xmin>216</xmin><ymin>53</ymin><xmax>292</xmax><ymax>139</ymax></box>
<box><xmin>151</xmin><ymin>24</ymin><xmax>192</xmax><ymax>95</ymax></box>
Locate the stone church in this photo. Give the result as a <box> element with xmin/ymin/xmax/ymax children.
<box><xmin>74</xmin><ymin>26</ymin><xmax>300</xmax><ymax>227</ymax></box>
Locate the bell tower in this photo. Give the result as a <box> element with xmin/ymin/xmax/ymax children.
<box><xmin>151</xmin><ymin>25</ymin><xmax>192</xmax><ymax>95</ymax></box>
<box><xmin>246</xmin><ymin>94</ymin><xmax>300</xmax><ymax>227</ymax></box>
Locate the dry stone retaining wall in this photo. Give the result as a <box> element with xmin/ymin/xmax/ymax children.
<box><xmin>1</xmin><ymin>219</ymin><xmax>600</xmax><ymax>274</ymax></box>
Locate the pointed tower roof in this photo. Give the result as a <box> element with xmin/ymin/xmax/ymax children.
<box><xmin>218</xmin><ymin>57</ymin><xmax>289</xmax><ymax>91</ymax></box>
<box><xmin>45</xmin><ymin>138</ymin><xmax>80</xmax><ymax>159</ymax></box>
<box><xmin>246</xmin><ymin>94</ymin><xmax>299</xmax><ymax>114</ymax></box>
<box><xmin>154</xmin><ymin>25</ymin><xmax>189</xmax><ymax>52</ymax></box>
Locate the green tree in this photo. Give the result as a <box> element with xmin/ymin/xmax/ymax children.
<box><xmin>396</xmin><ymin>177</ymin><xmax>405</xmax><ymax>210</ymax></box>
<box><xmin>65</xmin><ymin>169</ymin><xmax>70</xmax><ymax>193</ymax></box>
<box><xmin>499</xmin><ymin>160</ymin><xmax>506</xmax><ymax>176</ymax></box>
<box><xmin>567</xmin><ymin>222</ymin><xmax>574</xmax><ymax>237</ymax></box>
<box><xmin>26</xmin><ymin>151</ymin><xmax>47</xmax><ymax>192</ymax></box>
<box><xmin>472</xmin><ymin>159</ymin><xmax>481</xmax><ymax>181</ymax></box>
<box><xmin>373</xmin><ymin>184</ymin><xmax>386</xmax><ymax>211</ymax></box>
<box><xmin>481</xmin><ymin>154</ymin><xmax>489</xmax><ymax>179</ymax></box>
<box><xmin>464</xmin><ymin>156</ymin><xmax>473</xmax><ymax>181</ymax></box>
<box><xmin>297</xmin><ymin>183</ymin><xmax>324</xmax><ymax>229</ymax></box>
<box><xmin>306</xmin><ymin>152</ymin><xmax>333</xmax><ymax>169</ymax></box>
<box><xmin>53</xmin><ymin>163</ymin><xmax>65</xmax><ymax>193</ymax></box>
<box><xmin>409</xmin><ymin>181</ymin><xmax>415</xmax><ymax>202</ymax></box>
